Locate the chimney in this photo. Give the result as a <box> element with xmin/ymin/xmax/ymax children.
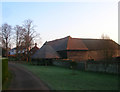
<box><xmin>35</xmin><ymin>43</ymin><xmax>37</xmax><ymax>47</ymax></box>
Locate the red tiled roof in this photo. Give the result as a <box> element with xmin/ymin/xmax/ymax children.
<box><xmin>30</xmin><ymin>46</ymin><xmax>39</xmax><ymax>55</ymax></box>
<box><xmin>67</xmin><ymin>37</ymin><xmax>88</xmax><ymax>50</ymax></box>
<box><xmin>30</xmin><ymin>46</ymin><xmax>39</xmax><ymax>52</ymax></box>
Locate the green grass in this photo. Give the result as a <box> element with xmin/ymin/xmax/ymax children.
<box><xmin>20</xmin><ymin>64</ymin><xmax>119</xmax><ymax>90</ymax></box>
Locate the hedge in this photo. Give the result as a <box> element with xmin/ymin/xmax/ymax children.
<box><xmin>2</xmin><ymin>58</ymin><xmax>8</xmax><ymax>84</ymax></box>
<box><xmin>31</xmin><ymin>58</ymin><xmax>53</xmax><ymax>65</ymax></box>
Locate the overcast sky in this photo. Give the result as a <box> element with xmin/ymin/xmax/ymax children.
<box><xmin>1</xmin><ymin>0</ymin><xmax>119</xmax><ymax>47</ymax></box>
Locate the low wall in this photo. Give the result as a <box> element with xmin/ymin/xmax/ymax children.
<box><xmin>86</xmin><ymin>63</ymin><xmax>119</xmax><ymax>74</ymax></box>
<box><xmin>53</xmin><ymin>59</ymin><xmax>119</xmax><ymax>74</ymax></box>
<box><xmin>31</xmin><ymin>59</ymin><xmax>52</xmax><ymax>65</ymax></box>
<box><xmin>32</xmin><ymin>59</ymin><xmax>119</xmax><ymax>74</ymax></box>
<box><xmin>52</xmin><ymin>59</ymin><xmax>71</xmax><ymax>68</ymax></box>
<box><xmin>52</xmin><ymin>59</ymin><xmax>85</xmax><ymax>70</ymax></box>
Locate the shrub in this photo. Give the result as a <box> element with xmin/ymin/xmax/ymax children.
<box><xmin>2</xmin><ymin>58</ymin><xmax>8</xmax><ymax>84</ymax></box>
<box><xmin>31</xmin><ymin>58</ymin><xmax>53</xmax><ymax>66</ymax></box>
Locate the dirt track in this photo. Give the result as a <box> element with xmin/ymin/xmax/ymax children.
<box><xmin>8</xmin><ymin>62</ymin><xmax>50</xmax><ymax>91</ymax></box>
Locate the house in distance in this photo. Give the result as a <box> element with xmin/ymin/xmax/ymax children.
<box><xmin>30</xmin><ymin>43</ymin><xmax>39</xmax><ymax>56</ymax></box>
<box><xmin>32</xmin><ymin>36</ymin><xmax>120</xmax><ymax>62</ymax></box>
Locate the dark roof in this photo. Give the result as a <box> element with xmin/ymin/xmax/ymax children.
<box><xmin>32</xmin><ymin>44</ymin><xmax>60</xmax><ymax>59</ymax></box>
<box><xmin>46</xmin><ymin>36</ymin><xmax>69</xmax><ymax>51</ymax></box>
<box><xmin>46</xmin><ymin>36</ymin><xmax>88</xmax><ymax>51</ymax></box>
<box><xmin>81</xmin><ymin>39</ymin><xmax>119</xmax><ymax>50</ymax></box>
<box><xmin>46</xmin><ymin>36</ymin><xmax>119</xmax><ymax>51</ymax></box>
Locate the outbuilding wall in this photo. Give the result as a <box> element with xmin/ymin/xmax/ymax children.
<box><xmin>66</xmin><ymin>50</ymin><xmax>120</xmax><ymax>62</ymax></box>
<box><xmin>67</xmin><ymin>51</ymin><xmax>88</xmax><ymax>61</ymax></box>
<box><xmin>88</xmin><ymin>50</ymin><xmax>103</xmax><ymax>61</ymax></box>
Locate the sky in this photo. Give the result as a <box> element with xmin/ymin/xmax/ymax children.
<box><xmin>1</xmin><ymin>0</ymin><xmax>119</xmax><ymax>48</ymax></box>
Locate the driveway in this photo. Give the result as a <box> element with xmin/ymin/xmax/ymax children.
<box><xmin>8</xmin><ymin>62</ymin><xmax>50</xmax><ymax>91</ymax></box>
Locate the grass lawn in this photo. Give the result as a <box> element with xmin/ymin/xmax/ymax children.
<box><xmin>20</xmin><ymin>64</ymin><xmax>119</xmax><ymax>90</ymax></box>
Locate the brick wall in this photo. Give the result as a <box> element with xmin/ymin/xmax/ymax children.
<box><xmin>66</xmin><ymin>50</ymin><xmax>120</xmax><ymax>61</ymax></box>
<box><xmin>67</xmin><ymin>51</ymin><xmax>88</xmax><ymax>61</ymax></box>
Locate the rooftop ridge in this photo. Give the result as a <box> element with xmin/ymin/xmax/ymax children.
<box><xmin>47</xmin><ymin>36</ymin><xmax>72</xmax><ymax>43</ymax></box>
<box><xmin>73</xmin><ymin>37</ymin><xmax>112</xmax><ymax>40</ymax></box>
<box><xmin>47</xmin><ymin>36</ymin><xmax>113</xmax><ymax>43</ymax></box>
<box><xmin>44</xmin><ymin>36</ymin><xmax>120</xmax><ymax>51</ymax></box>
<box><xmin>66</xmin><ymin>36</ymin><xmax>88</xmax><ymax>50</ymax></box>
<box><xmin>66</xmin><ymin>36</ymin><xmax>72</xmax><ymax>50</ymax></box>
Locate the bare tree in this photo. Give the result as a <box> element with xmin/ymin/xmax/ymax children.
<box><xmin>14</xmin><ymin>25</ymin><xmax>25</xmax><ymax>60</ymax></box>
<box><xmin>101</xmin><ymin>34</ymin><xmax>110</xmax><ymax>39</ymax></box>
<box><xmin>0</xmin><ymin>27</ymin><xmax>2</xmax><ymax>47</ymax></box>
<box><xmin>23</xmin><ymin>19</ymin><xmax>39</xmax><ymax>62</ymax></box>
<box><xmin>14</xmin><ymin>25</ymin><xmax>23</xmax><ymax>47</ymax></box>
<box><xmin>100</xmin><ymin>34</ymin><xmax>116</xmax><ymax>60</ymax></box>
<box><xmin>1</xmin><ymin>23</ymin><xmax>12</xmax><ymax>57</ymax></box>
<box><xmin>100</xmin><ymin>34</ymin><xmax>117</xmax><ymax>72</ymax></box>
